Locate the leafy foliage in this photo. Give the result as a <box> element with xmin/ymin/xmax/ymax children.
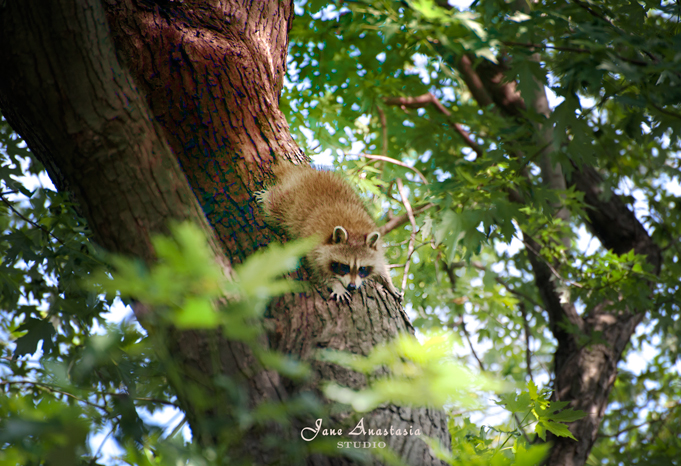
<box><xmin>285</xmin><ymin>0</ymin><xmax>681</xmax><ymax>463</ymax></box>
<box><xmin>2</xmin><ymin>0</ymin><xmax>681</xmax><ymax>464</ymax></box>
<box><xmin>322</xmin><ymin>332</ymin><xmax>499</xmax><ymax>411</ymax></box>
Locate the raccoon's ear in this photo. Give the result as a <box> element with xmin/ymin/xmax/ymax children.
<box><xmin>366</xmin><ymin>231</ymin><xmax>380</xmax><ymax>249</ymax></box>
<box><xmin>332</xmin><ymin>226</ymin><xmax>348</xmax><ymax>244</ymax></box>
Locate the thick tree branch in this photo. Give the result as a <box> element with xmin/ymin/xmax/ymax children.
<box><xmin>568</xmin><ymin>165</ymin><xmax>661</xmax><ymax>272</ymax></box>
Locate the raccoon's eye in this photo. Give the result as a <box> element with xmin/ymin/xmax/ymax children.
<box><xmin>331</xmin><ymin>262</ymin><xmax>350</xmax><ymax>275</ymax></box>
<box><xmin>358</xmin><ymin>266</ymin><xmax>372</xmax><ymax>278</ymax></box>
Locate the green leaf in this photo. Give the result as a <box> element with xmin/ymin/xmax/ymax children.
<box><xmin>235</xmin><ymin>237</ymin><xmax>316</xmax><ymax>298</ymax></box>
<box><xmin>535</xmin><ymin>422</ymin><xmax>547</xmax><ymax>441</ymax></box>
<box><xmin>527</xmin><ymin>380</ymin><xmax>538</xmax><ymax>400</ymax></box>
<box><xmin>172</xmin><ymin>297</ymin><xmax>219</xmax><ymax>329</ymax></box>
<box><xmin>540</xmin><ymin>420</ymin><xmax>577</xmax><ymax>440</ymax></box>
<box><xmin>550</xmin><ymin>408</ymin><xmax>587</xmax><ymax>423</ymax></box>
<box><xmin>497</xmin><ymin>391</ymin><xmax>531</xmax><ymax>413</ymax></box>
<box><xmin>13</xmin><ymin>318</ymin><xmax>56</xmax><ymax>357</ymax></box>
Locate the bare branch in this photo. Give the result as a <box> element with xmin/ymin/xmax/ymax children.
<box><xmin>441</xmin><ymin>257</ymin><xmax>533</xmax><ymax>444</ymax></box>
<box><xmin>440</xmin><ymin>261</ymin><xmax>485</xmax><ymax>370</ymax></box>
<box><xmin>520</xmin><ymin>235</ymin><xmax>582</xmax><ymax>289</ymax></box>
<box><xmin>519</xmin><ymin>302</ymin><xmax>534</xmax><ymax>382</ymax></box>
<box><xmin>379</xmin><ymin>202</ymin><xmax>436</xmax><ymax>236</ymax></box>
<box><xmin>360</xmin><ymin>153</ymin><xmax>429</xmax><ymax>185</ymax></box>
<box><xmin>383</xmin><ymin>92</ymin><xmax>484</xmax><ymax>159</ymax></box>
<box><xmin>396</xmin><ymin>178</ymin><xmax>417</xmax><ymax>293</ymax></box>
<box><xmin>598</xmin><ymin>402</ymin><xmax>681</xmax><ymax>438</ymax></box>
<box><xmin>0</xmin><ymin>379</ymin><xmax>110</xmax><ymax>412</ymax></box>
<box><xmin>384</xmin><ymin>93</ymin><xmax>444</xmax><ymax>110</ymax></box>
<box><xmin>1</xmin><ymin>194</ymin><xmax>65</xmax><ymax>245</ymax></box>
<box><xmin>502</xmin><ymin>41</ymin><xmax>651</xmax><ymax>66</ymax></box>
<box><xmin>572</xmin><ymin>0</ymin><xmax>661</xmax><ymax>65</ymax></box>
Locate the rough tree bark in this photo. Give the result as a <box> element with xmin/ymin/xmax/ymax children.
<box><xmin>0</xmin><ymin>0</ymin><xmax>449</xmax><ymax>464</ymax></box>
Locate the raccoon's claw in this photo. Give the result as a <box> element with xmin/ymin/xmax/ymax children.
<box><xmin>330</xmin><ymin>282</ymin><xmax>352</xmax><ymax>303</ymax></box>
<box><xmin>379</xmin><ymin>280</ymin><xmax>404</xmax><ymax>303</ymax></box>
<box><xmin>385</xmin><ymin>288</ymin><xmax>404</xmax><ymax>303</ymax></box>
<box><xmin>330</xmin><ymin>290</ymin><xmax>352</xmax><ymax>303</ymax></box>
<box><xmin>254</xmin><ymin>190</ymin><xmax>268</xmax><ymax>204</ymax></box>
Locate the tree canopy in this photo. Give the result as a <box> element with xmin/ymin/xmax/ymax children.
<box><xmin>1</xmin><ymin>0</ymin><xmax>680</xmax><ymax>465</ymax></box>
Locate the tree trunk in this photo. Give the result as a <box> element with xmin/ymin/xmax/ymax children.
<box><xmin>0</xmin><ymin>0</ymin><xmax>449</xmax><ymax>464</ymax></box>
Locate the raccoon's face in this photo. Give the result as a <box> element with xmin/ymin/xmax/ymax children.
<box><xmin>329</xmin><ymin>260</ymin><xmax>374</xmax><ymax>291</ymax></box>
<box><xmin>323</xmin><ymin>225</ymin><xmax>382</xmax><ymax>292</ymax></box>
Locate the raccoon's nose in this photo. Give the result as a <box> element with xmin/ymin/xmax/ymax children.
<box><xmin>347</xmin><ymin>283</ymin><xmax>357</xmax><ymax>291</ymax></box>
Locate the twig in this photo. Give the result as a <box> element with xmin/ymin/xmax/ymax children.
<box><xmin>91</xmin><ymin>425</ymin><xmax>116</xmax><ymax>465</ymax></box>
<box><xmin>440</xmin><ymin>261</ymin><xmax>485</xmax><ymax>370</ymax></box>
<box><xmin>521</xmin><ymin>235</ymin><xmax>583</xmax><ymax>288</ymax></box>
<box><xmin>513</xmin><ymin>412</ymin><xmax>533</xmax><ymax>445</ymax></box>
<box><xmin>440</xmin><ymin>257</ymin><xmax>533</xmax><ymax>444</ymax></box>
<box><xmin>396</xmin><ymin>178</ymin><xmax>417</xmax><ymax>294</ymax></box>
<box><xmin>109</xmin><ymin>393</ymin><xmax>180</xmax><ymax>408</ymax></box>
<box><xmin>502</xmin><ymin>41</ymin><xmax>650</xmax><ymax>66</ymax></box>
<box><xmin>650</xmin><ymin>102</ymin><xmax>681</xmax><ymax>120</ymax></box>
<box><xmin>359</xmin><ymin>153</ymin><xmax>429</xmax><ymax>184</ymax></box>
<box><xmin>0</xmin><ymin>379</ymin><xmax>110</xmax><ymax>412</ymax></box>
<box><xmin>519</xmin><ymin>302</ymin><xmax>534</xmax><ymax>382</ymax></box>
<box><xmin>167</xmin><ymin>416</ymin><xmax>188</xmax><ymax>438</ymax></box>
<box><xmin>573</xmin><ymin>0</ymin><xmax>612</xmax><ymax>22</ymax></box>
<box><xmin>449</xmin><ymin>260</ymin><xmax>544</xmax><ymax>310</ymax></box>
<box><xmin>0</xmin><ymin>378</ymin><xmax>179</xmax><ymax>411</ymax></box>
<box><xmin>0</xmin><ymin>194</ymin><xmax>65</xmax><ymax>245</ymax></box>
<box><xmin>660</xmin><ymin>235</ymin><xmax>681</xmax><ymax>253</ymax></box>
<box><xmin>572</xmin><ymin>0</ymin><xmax>659</xmax><ymax>63</ymax></box>
<box><xmin>598</xmin><ymin>401</ymin><xmax>681</xmax><ymax>438</ymax></box>
<box><xmin>649</xmin><ymin>400</ymin><xmax>681</xmax><ymax>440</ymax></box>
<box><xmin>376</xmin><ymin>105</ymin><xmax>388</xmax><ymax>158</ymax></box>
<box><xmin>451</xmin><ymin>123</ymin><xmax>484</xmax><ymax>159</ymax></box>
<box><xmin>383</xmin><ymin>93</ymin><xmax>484</xmax><ymax>159</ymax></box>
<box><xmin>379</xmin><ymin>203</ymin><xmax>436</xmax><ymax>236</ymax></box>
<box><xmin>386</xmin><ymin>240</ymin><xmax>431</xmax><ymax>255</ymax></box>
<box><xmin>461</xmin><ymin>316</ymin><xmax>485</xmax><ymax>372</ymax></box>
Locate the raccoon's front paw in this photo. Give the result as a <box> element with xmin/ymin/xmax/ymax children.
<box><xmin>329</xmin><ymin>282</ymin><xmax>352</xmax><ymax>303</ymax></box>
<box><xmin>384</xmin><ymin>284</ymin><xmax>404</xmax><ymax>303</ymax></box>
<box><xmin>254</xmin><ymin>190</ymin><xmax>268</xmax><ymax>204</ymax></box>
<box><xmin>330</xmin><ymin>291</ymin><xmax>352</xmax><ymax>303</ymax></box>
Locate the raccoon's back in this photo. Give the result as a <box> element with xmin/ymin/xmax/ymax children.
<box><xmin>270</xmin><ymin>165</ymin><xmax>376</xmax><ymax>240</ymax></box>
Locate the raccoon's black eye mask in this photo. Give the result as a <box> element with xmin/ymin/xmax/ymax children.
<box><xmin>330</xmin><ymin>262</ymin><xmax>351</xmax><ymax>275</ymax></box>
<box><xmin>358</xmin><ymin>266</ymin><xmax>372</xmax><ymax>278</ymax></box>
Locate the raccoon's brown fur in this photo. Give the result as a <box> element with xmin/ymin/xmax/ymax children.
<box><xmin>257</xmin><ymin>162</ymin><xmax>402</xmax><ymax>303</ymax></box>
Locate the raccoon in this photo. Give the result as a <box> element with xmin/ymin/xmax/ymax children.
<box><xmin>257</xmin><ymin>162</ymin><xmax>402</xmax><ymax>303</ymax></box>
